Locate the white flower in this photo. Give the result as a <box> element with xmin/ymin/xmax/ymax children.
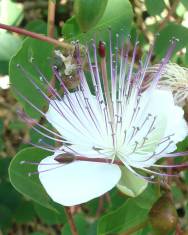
<box><xmin>145</xmin><ymin>63</ymin><xmax>188</xmax><ymax>106</ymax></box>
<box><xmin>18</xmin><ymin>38</ymin><xmax>187</xmax><ymax>206</ymax></box>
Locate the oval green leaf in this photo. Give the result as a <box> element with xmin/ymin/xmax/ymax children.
<box><xmin>74</xmin><ymin>0</ymin><xmax>108</xmax><ymax>32</ymax></box>
<box><xmin>155</xmin><ymin>23</ymin><xmax>188</xmax><ymax>58</ymax></box>
<box><xmin>9</xmin><ymin>38</ymin><xmax>54</xmax><ymax>119</ymax></box>
<box><xmin>97</xmin><ymin>199</ymin><xmax>148</xmax><ymax>235</ymax></box>
<box><xmin>9</xmin><ymin>147</ymin><xmax>57</xmax><ymax>212</ymax></box>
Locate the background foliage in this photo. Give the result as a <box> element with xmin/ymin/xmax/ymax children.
<box><xmin>1</xmin><ymin>0</ymin><xmax>188</xmax><ymax>234</ymax></box>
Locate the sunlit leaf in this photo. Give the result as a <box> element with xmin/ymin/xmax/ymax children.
<box><xmin>0</xmin><ymin>32</ymin><xmax>22</xmax><ymax>74</ymax></box>
<box><xmin>0</xmin><ymin>0</ymin><xmax>23</xmax><ymax>26</ymax></box>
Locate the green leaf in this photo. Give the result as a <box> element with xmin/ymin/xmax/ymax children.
<box><xmin>62</xmin><ymin>16</ymin><xmax>81</xmax><ymax>39</ymax></box>
<box><xmin>25</xmin><ymin>20</ymin><xmax>48</xmax><ymax>34</ymax></box>
<box><xmin>14</xmin><ymin>201</ymin><xmax>36</xmax><ymax>223</ymax></box>
<box><xmin>155</xmin><ymin>23</ymin><xmax>188</xmax><ymax>58</ymax></box>
<box><xmin>34</xmin><ymin>203</ymin><xmax>65</xmax><ymax>225</ymax></box>
<box><xmin>133</xmin><ymin>225</ymin><xmax>152</xmax><ymax>235</ymax></box>
<box><xmin>145</xmin><ymin>0</ymin><xmax>165</xmax><ymax>15</ymax></box>
<box><xmin>25</xmin><ymin>20</ymin><xmax>58</xmax><ymax>38</ymax></box>
<box><xmin>0</xmin><ymin>181</ymin><xmax>21</xmax><ymax>210</ymax></box>
<box><xmin>0</xmin><ymin>0</ymin><xmax>23</xmax><ymax>26</ymax></box>
<box><xmin>134</xmin><ymin>185</ymin><xmax>159</xmax><ymax>210</ymax></box>
<box><xmin>9</xmin><ymin>147</ymin><xmax>57</xmax><ymax>212</ymax></box>
<box><xmin>9</xmin><ymin>38</ymin><xmax>54</xmax><ymax>119</ymax></box>
<box><xmin>74</xmin><ymin>0</ymin><xmax>108</xmax><ymax>32</ymax></box>
<box><xmin>63</xmin><ymin>0</ymin><xmax>133</xmax><ymax>44</ymax></box>
<box><xmin>0</xmin><ymin>157</ymin><xmax>11</xmax><ymax>179</ymax></box>
<box><xmin>97</xmin><ymin>199</ymin><xmax>148</xmax><ymax>235</ymax></box>
<box><xmin>0</xmin><ymin>205</ymin><xmax>12</xmax><ymax>228</ymax></box>
<box><xmin>117</xmin><ymin>167</ymin><xmax>148</xmax><ymax>197</ymax></box>
<box><xmin>181</xmin><ymin>0</ymin><xmax>188</xmax><ymax>9</ymax></box>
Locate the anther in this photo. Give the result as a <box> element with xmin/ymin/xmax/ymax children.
<box><xmin>98</xmin><ymin>41</ymin><xmax>106</xmax><ymax>58</ymax></box>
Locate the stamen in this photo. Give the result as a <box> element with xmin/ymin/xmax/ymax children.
<box><xmin>98</xmin><ymin>41</ymin><xmax>106</xmax><ymax>58</ymax></box>
<box><xmin>28</xmin><ymin>164</ymin><xmax>64</xmax><ymax>177</ymax></box>
<box><xmin>20</xmin><ymin>160</ymin><xmax>59</xmax><ymax>166</ymax></box>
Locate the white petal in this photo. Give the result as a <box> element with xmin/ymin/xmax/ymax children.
<box><xmin>147</xmin><ymin>90</ymin><xmax>187</xmax><ymax>155</ymax></box>
<box><xmin>121</xmin><ymin>89</ymin><xmax>187</xmax><ymax>168</ymax></box>
<box><xmin>165</xmin><ymin>105</ymin><xmax>187</xmax><ymax>144</ymax></box>
<box><xmin>133</xmin><ymin>89</ymin><xmax>187</xmax><ymax>142</ymax></box>
<box><xmin>145</xmin><ymin>89</ymin><xmax>187</xmax><ymax>145</ymax></box>
<box><xmin>38</xmin><ymin>155</ymin><xmax>121</xmax><ymax>206</ymax></box>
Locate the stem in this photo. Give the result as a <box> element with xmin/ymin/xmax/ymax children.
<box><xmin>55</xmin><ymin>155</ymin><xmax>188</xmax><ymax>172</ymax></box>
<box><xmin>96</xmin><ymin>196</ymin><xmax>104</xmax><ymax>217</ymax></box>
<box><xmin>158</xmin><ymin>0</ymin><xmax>180</xmax><ymax>31</ymax></box>
<box><xmin>55</xmin><ymin>155</ymin><xmax>123</xmax><ymax>165</ymax></box>
<box><xmin>64</xmin><ymin>207</ymin><xmax>79</xmax><ymax>235</ymax></box>
<box><xmin>120</xmin><ymin>220</ymin><xmax>148</xmax><ymax>235</ymax></box>
<box><xmin>47</xmin><ymin>0</ymin><xmax>56</xmax><ymax>38</ymax></box>
<box><xmin>105</xmin><ymin>193</ymin><xmax>112</xmax><ymax>205</ymax></box>
<box><xmin>0</xmin><ymin>23</ymin><xmax>73</xmax><ymax>50</ymax></box>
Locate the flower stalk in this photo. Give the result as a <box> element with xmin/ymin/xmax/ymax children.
<box><xmin>54</xmin><ymin>154</ymin><xmax>123</xmax><ymax>165</ymax></box>
<box><xmin>0</xmin><ymin>23</ymin><xmax>73</xmax><ymax>50</ymax></box>
<box><xmin>64</xmin><ymin>207</ymin><xmax>79</xmax><ymax>235</ymax></box>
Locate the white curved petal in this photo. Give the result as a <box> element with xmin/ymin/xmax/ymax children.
<box><xmin>38</xmin><ymin>155</ymin><xmax>121</xmax><ymax>206</ymax></box>
<box><xmin>121</xmin><ymin>89</ymin><xmax>187</xmax><ymax>167</ymax></box>
<box><xmin>133</xmin><ymin>90</ymin><xmax>187</xmax><ymax>143</ymax></box>
<box><xmin>165</xmin><ymin>105</ymin><xmax>187</xmax><ymax>144</ymax></box>
<box><xmin>144</xmin><ymin>89</ymin><xmax>187</xmax><ymax>145</ymax></box>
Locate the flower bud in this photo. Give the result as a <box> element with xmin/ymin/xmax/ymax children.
<box><xmin>149</xmin><ymin>193</ymin><xmax>178</xmax><ymax>235</ymax></box>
